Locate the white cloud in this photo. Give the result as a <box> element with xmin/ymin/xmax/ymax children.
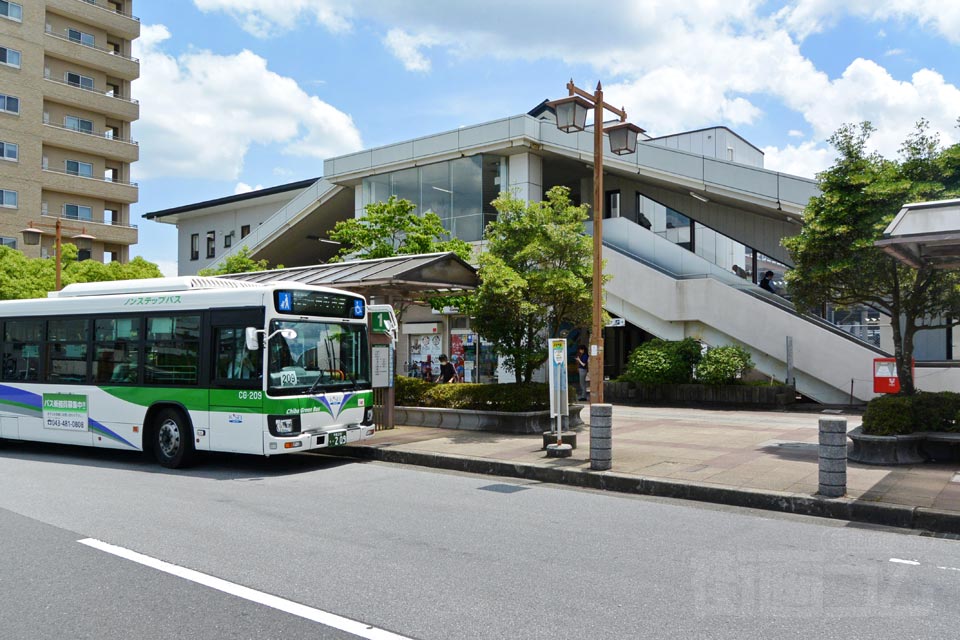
<box><xmin>778</xmin><ymin>0</ymin><xmax>960</xmax><ymax>44</ymax></box>
<box><xmin>132</xmin><ymin>25</ymin><xmax>362</xmax><ymax>180</ymax></box>
<box><xmin>762</xmin><ymin>142</ymin><xmax>835</xmax><ymax>179</ymax></box>
<box><xmin>383</xmin><ymin>29</ymin><xmax>436</xmax><ymax>72</ymax></box>
<box><xmin>234</xmin><ymin>182</ymin><xmax>263</xmax><ymax>194</ymax></box>
<box><xmin>189</xmin><ymin>1</ymin><xmax>960</xmax><ymax>164</ymax></box>
<box><xmin>788</xmin><ymin>129</ymin><xmax>804</xmax><ymax>137</ymax></box>
<box><xmin>192</xmin><ymin>0</ymin><xmax>353</xmax><ymax>37</ymax></box>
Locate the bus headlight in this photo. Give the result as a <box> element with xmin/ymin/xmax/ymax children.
<box><xmin>269</xmin><ymin>415</ymin><xmax>301</xmax><ymax>437</ymax></box>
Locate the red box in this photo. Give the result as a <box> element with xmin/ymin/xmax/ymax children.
<box><xmin>873</xmin><ymin>358</ymin><xmax>912</xmax><ymax>394</ymax></box>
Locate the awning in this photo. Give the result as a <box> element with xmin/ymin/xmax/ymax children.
<box><xmin>221</xmin><ymin>252</ymin><xmax>478</xmax><ymax>301</ymax></box>
<box><xmin>876</xmin><ymin>198</ymin><xmax>960</xmax><ymax>269</ymax></box>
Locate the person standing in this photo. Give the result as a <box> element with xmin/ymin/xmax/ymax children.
<box><xmin>759</xmin><ymin>270</ymin><xmax>779</xmax><ymax>295</ymax></box>
<box><xmin>438</xmin><ymin>354</ymin><xmax>458</xmax><ymax>384</ymax></box>
<box><xmin>575</xmin><ymin>345</ymin><xmax>589</xmax><ymax>401</ymax></box>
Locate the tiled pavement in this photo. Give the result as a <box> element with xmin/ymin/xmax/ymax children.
<box><xmin>354</xmin><ymin>405</ymin><xmax>960</xmax><ymax>515</ymax></box>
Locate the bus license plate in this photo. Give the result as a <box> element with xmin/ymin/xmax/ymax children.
<box><xmin>327</xmin><ymin>431</ymin><xmax>347</xmax><ymax>447</ymax></box>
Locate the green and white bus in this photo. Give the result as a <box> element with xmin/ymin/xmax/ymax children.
<box><xmin>0</xmin><ymin>277</ymin><xmax>376</xmax><ymax>468</ymax></box>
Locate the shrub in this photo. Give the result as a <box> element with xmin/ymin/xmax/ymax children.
<box><xmin>912</xmin><ymin>392</ymin><xmax>960</xmax><ymax>433</ymax></box>
<box><xmin>862</xmin><ymin>391</ymin><xmax>960</xmax><ymax>435</ymax></box>
<box><xmin>695</xmin><ymin>345</ymin><xmax>754</xmax><ymax>385</ymax></box>
<box><xmin>394</xmin><ymin>376</ymin><xmax>567</xmax><ymax>412</ymax></box>
<box><xmin>862</xmin><ymin>395</ymin><xmax>916</xmax><ymax>435</ymax></box>
<box><xmin>394</xmin><ymin>376</ymin><xmax>434</xmax><ymax>407</ymax></box>
<box><xmin>621</xmin><ymin>338</ymin><xmax>702</xmax><ymax>384</ymax></box>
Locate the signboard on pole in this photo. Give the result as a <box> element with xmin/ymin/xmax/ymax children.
<box><xmin>548</xmin><ymin>339</ymin><xmax>568</xmax><ymax>419</ymax></box>
<box><xmin>372</xmin><ymin>345</ymin><xmax>393</xmax><ymax>388</ymax></box>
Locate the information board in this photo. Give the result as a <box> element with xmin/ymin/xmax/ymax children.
<box><xmin>372</xmin><ymin>344</ymin><xmax>394</xmax><ymax>388</ymax></box>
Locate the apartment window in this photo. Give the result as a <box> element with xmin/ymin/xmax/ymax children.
<box><xmin>65</xmin><ymin>72</ymin><xmax>95</xmax><ymax>90</ymax></box>
<box><xmin>190</xmin><ymin>234</ymin><xmax>199</xmax><ymax>261</ymax></box>
<box><xmin>0</xmin><ymin>46</ymin><xmax>20</xmax><ymax>68</ymax></box>
<box><xmin>67</xmin><ymin>29</ymin><xmax>95</xmax><ymax>47</ymax></box>
<box><xmin>0</xmin><ymin>141</ymin><xmax>17</xmax><ymax>161</ymax></box>
<box><xmin>65</xmin><ymin>115</ymin><xmax>94</xmax><ymax>133</ymax></box>
<box><xmin>240</xmin><ymin>224</ymin><xmax>250</xmax><ymax>239</ymax></box>
<box><xmin>64</xmin><ymin>204</ymin><xmax>93</xmax><ymax>221</ymax></box>
<box><xmin>0</xmin><ymin>189</ymin><xmax>17</xmax><ymax>208</ymax></box>
<box><xmin>0</xmin><ymin>93</ymin><xmax>18</xmax><ymax>114</ymax></box>
<box><xmin>0</xmin><ymin>2</ymin><xmax>22</xmax><ymax>22</ymax></box>
<box><xmin>224</xmin><ymin>233</ymin><xmax>233</xmax><ymax>248</ymax></box>
<box><xmin>66</xmin><ymin>160</ymin><xmax>93</xmax><ymax>178</ymax></box>
<box><xmin>206</xmin><ymin>231</ymin><xmax>215</xmax><ymax>259</ymax></box>
<box><xmin>0</xmin><ymin>236</ymin><xmax>15</xmax><ymax>249</ymax></box>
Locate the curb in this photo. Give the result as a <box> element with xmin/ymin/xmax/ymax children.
<box><xmin>328</xmin><ymin>445</ymin><xmax>960</xmax><ymax>535</ymax></box>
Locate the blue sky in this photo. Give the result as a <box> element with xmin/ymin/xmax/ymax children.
<box><xmin>131</xmin><ymin>1</ymin><xmax>960</xmax><ymax>274</ymax></box>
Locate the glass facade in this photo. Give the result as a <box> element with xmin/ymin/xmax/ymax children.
<box><xmin>361</xmin><ymin>155</ymin><xmax>507</xmax><ymax>242</ymax></box>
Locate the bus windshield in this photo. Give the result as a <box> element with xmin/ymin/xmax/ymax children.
<box><xmin>267</xmin><ymin>319</ymin><xmax>369</xmax><ymax>396</ymax></box>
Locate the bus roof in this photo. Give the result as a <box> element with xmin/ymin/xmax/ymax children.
<box><xmin>52</xmin><ymin>276</ymin><xmax>268</xmax><ymax>298</ymax></box>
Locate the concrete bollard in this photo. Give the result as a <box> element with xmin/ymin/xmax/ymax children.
<box><xmin>818</xmin><ymin>418</ymin><xmax>847</xmax><ymax>498</ymax></box>
<box><xmin>590</xmin><ymin>403</ymin><xmax>613</xmax><ymax>471</ymax></box>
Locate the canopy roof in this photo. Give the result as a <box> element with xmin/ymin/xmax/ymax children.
<box><xmin>876</xmin><ymin>198</ymin><xmax>960</xmax><ymax>269</ymax></box>
<box><xmin>221</xmin><ymin>252</ymin><xmax>477</xmax><ymax>302</ymax></box>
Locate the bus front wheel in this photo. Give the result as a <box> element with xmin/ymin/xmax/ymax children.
<box><xmin>152</xmin><ymin>408</ymin><xmax>195</xmax><ymax>469</ymax></box>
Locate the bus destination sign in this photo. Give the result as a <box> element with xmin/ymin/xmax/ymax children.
<box><xmin>274</xmin><ymin>290</ymin><xmax>365</xmax><ymax>319</ymax></box>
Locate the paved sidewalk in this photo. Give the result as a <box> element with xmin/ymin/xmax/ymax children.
<box><xmin>335</xmin><ymin>405</ymin><xmax>960</xmax><ymax>533</ymax></box>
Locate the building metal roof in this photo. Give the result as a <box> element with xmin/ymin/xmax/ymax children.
<box><xmin>221</xmin><ymin>252</ymin><xmax>478</xmax><ymax>301</ymax></box>
<box><xmin>143</xmin><ymin>177</ymin><xmax>319</xmax><ymax>220</ymax></box>
<box><xmin>876</xmin><ymin>198</ymin><xmax>960</xmax><ymax>269</ymax></box>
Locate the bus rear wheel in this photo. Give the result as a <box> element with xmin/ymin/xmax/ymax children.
<box><xmin>152</xmin><ymin>408</ymin><xmax>195</xmax><ymax>469</ymax></box>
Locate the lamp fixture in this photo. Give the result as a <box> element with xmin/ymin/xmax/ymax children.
<box><xmin>306</xmin><ymin>234</ymin><xmax>341</xmax><ymax>245</ymax></box>
<box><xmin>689</xmin><ymin>191</ymin><xmax>709</xmax><ymax>203</ymax></box>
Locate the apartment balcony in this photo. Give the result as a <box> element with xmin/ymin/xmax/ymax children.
<box><xmin>44</xmin><ymin>29</ymin><xmax>139</xmax><ymax>81</ymax></box>
<box><xmin>43</xmin><ymin>76</ymin><xmax>139</xmax><ymax>122</ymax></box>
<box><xmin>41</xmin><ymin>167</ymin><xmax>138</xmax><ymax>204</ymax></box>
<box><xmin>38</xmin><ymin>212</ymin><xmax>138</xmax><ymax>247</ymax></box>
<box><xmin>44</xmin><ymin>0</ymin><xmax>140</xmax><ymax>40</ymax></box>
<box><xmin>41</xmin><ymin>122</ymin><xmax>138</xmax><ymax>163</ymax></box>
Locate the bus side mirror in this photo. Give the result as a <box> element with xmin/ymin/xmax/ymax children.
<box><xmin>245</xmin><ymin>327</ymin><xmax>260</xmax><ymax>351</ymax></box>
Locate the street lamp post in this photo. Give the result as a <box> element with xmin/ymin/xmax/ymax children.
<box><xmin>21</xmin><ymin>219</ymin><xmax>95</xmax><ymax>290</ymax></box>
<box><xmin>549</xmin><ymin>80</ymin><xmax>643</xmax><ymax>403</ymax></box>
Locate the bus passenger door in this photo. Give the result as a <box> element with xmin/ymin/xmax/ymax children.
<box><xmin>209</xmin><ymin>326</ymin><xmax>265</xmax><ymax>454</ymax></box>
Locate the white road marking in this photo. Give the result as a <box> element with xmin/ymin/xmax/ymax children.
<box><xmin>889</xmin><ymin>558</ymin><xmax>921</xmax><ymax>566</ymax></box>
<box><xmin>937</xmin><ymin>566</ymin><xmax>960</xmax><ymax>572</ymax></box>
<box><xmin>78</xmin><ymin>538</ymin><xmax>412</xmax><ymax>640</ymax></box>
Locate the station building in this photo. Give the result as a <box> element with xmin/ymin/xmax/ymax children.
<box><xmin>145</xmin><ymin>103</ymin><xmax>960</xmax><ymax>402</ymax></box>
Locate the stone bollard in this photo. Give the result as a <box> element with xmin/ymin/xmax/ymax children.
<box><xmin>818</xmin><ymin>418</ymin><xmax>847</xmax><ymax>498</ymax></box>
<box><xmin>590</xmin><ymin>403</ymin><xmax>613</xmax><ymax>471</ymax></box>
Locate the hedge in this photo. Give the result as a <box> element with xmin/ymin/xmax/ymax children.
<box><xmin>394</xmin><ymin>376</ymin><xmax>575</xmax><ymax>412</ymax></box>
<box><xmin>862</xmin><ymin>391</ymin><xmax>960</xmax><ymax>436</ymax></box>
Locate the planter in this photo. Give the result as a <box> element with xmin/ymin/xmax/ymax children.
<box><xmin>847</xmin><ymin>426</ymin><xmax>924</xmax><ymax>465</ymax></box>
<box><xmin>604</xmin><ymin>381</ymin><xmax>794</xmax><ymax>407</ymax></box>
<box><xmin>394</xmin><ymin>404</ymin><xmax>584</xmax><ymax>435</ymax></box>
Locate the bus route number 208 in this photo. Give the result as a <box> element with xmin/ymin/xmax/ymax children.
<box><xmin>238</xmin><ymin>391</ymin><xmax>263</xmax><ymax>401</ymax></box>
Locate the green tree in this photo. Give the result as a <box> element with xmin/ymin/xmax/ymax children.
<box><xmin>783</xmin><ymin>121</ymin><xmax>960</xmax><ymax>394</ymax></box>
<box><xmin>328</xmin><ymin>195</ymin><xmax>472</xmax><ymax>262</ymax></box>
<box><xmin>328</xmin><ymin>195</ymin><xmax>474</xmax><ymax>320</ymax></box>
<box><xmin>0</xmin><ymin>245</ymin><xmax>164</xmax><ymax>299</ymax></box>
<box><xmin>472</xmin><ymin>186</ymin><xmax>596</xmax><ymax>383</ymax></box>
<box><xmin>198</xmin><ymin>246</ymin><xmax>281</xmax><ymax>275</ymax></box>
